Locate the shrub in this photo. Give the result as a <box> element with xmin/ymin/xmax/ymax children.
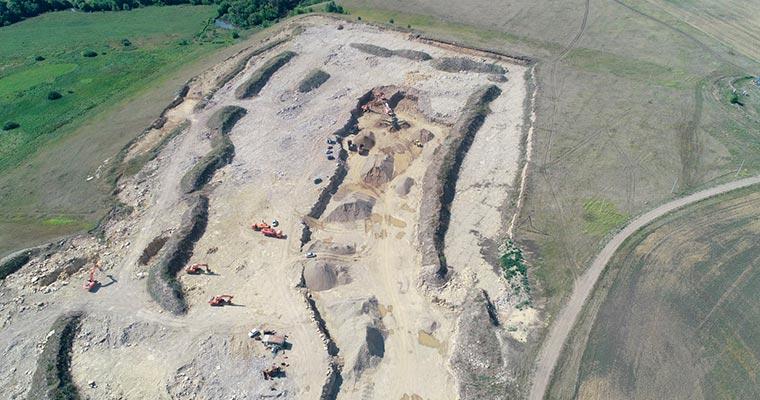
<box><xmin>82</xmin><ymin>50</ymin><xmax>98</xmax><ymax>57</ymax></box>
<box><xmin>34</xmin><ymin>55</ymin><xmax>45</xmax><ymax>61</ymax></box>
<box><xmin>231</xmin><ymin>31</ymin><xmax>239</xmax><ymax>39</ymax></box>
<box><xmin>2</xmin><ymin>121</ymin><xmax>20</xmax><ymax>131</ymax></box>
<box><xmin>730</xmin><ymin>93</ymin><xmax>744</xmax><ymax>106</ymax></box>
<box><xmin>121</xmin><ymin>38</ymin><xmax>132</xmax><ymax>46</ymax></box>
<box><xmin>389</xmin><ymin>18</ymin><xmax>394</xmax><ymax>24</ymax></box>
<box><xmin>357</xmin><ymin>16</ymin><xmax>362</xmax><ymax>21</ymax></box>
<box><xmin>325</xmin><ymin>1</ymin><xmax>345</xmax><ymax>14</ymax></box>
<box><xmin>47</xmin><ymin>91</ymin><xmax>62</xmax><ymax>100</ymax></box>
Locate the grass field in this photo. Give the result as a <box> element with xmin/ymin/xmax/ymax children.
<box><xmin>340</xmin><ymin>0</ymin><xmax>760</xmax><ymax>395</ymax></box>
<box><xmin>549</xmin><ymin>185</ymin><xmax>760</xmax><ymax>399</ymax></box>
<box><xmin>0</xmin><ymin>5</ymin><xmax>245</xmax><ymax>258</ymax></box>
<box><xmin>0</xmin><ymin>5</ymin><xmax>232</xmax><ymax>171</ymax></box>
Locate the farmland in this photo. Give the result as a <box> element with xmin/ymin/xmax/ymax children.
<box><xmin>0</xmin><ymin>5</ymin><xmax>238</xmax><ymax>257</ymax></box>
<box><xmin>549</xmin><ymin>185</ymin><xmax>760</xmax><ymax>399</ymax></box>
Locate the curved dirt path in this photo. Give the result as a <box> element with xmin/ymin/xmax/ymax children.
<box><xmin>529</xmin><ymin>175</ymin><xmax>760</xmax><ymax>400</ymax></box>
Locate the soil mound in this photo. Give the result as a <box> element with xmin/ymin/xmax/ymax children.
<box><xmin>432</xmin><ymin>57</ymin><xmax>506</xmax><ymax>74</ymax></box>
<box><xmin>308</xmin><ymin>241</ymin><xmax>356</xmax><ymax>255</ymax></box>
<box><xmin>419</xmin><ymin>128</ymin><xmax>435</xmax><ymax>143</ymax></box>
<box><xmin>362</xmin><ymin>153</ymin><xmax>394</xmax><ymax>186</ymax></box>
<box><xmin>326</xmin><ymin>196</ymin><xmax>375</xmax><ymax>223</ymax></box>
<box><xmin>304</xmin><ymin>261</ymin><xmax>351</xmax><ymax>291</ymax></box>
<box><xmin>395</xmin><ymin>177</ymin><xmax>415</xmax><ymax>196</ymax></box>
<box><xmin>350</xmin><ymin>43</ymin><xmax>432</xmax><ymax>61</ymax></box>
<box><xmin>297</xmin><ymin>69</ymin><xmax>330</xmax><ymax>93</ymax></box>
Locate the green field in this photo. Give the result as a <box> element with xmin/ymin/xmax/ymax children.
<box><xmin>0</xmin><ymin>5</ymin><xmax>233</xmax><ymax>171</ymax></box>
<box><xmin>549</xmin><ymin>186</ymin><xmax>760</xmax><ymax>399</ymax></box>
<box><xmin>0</xmin><ymin>5</ymin><xmax>243</xmax><ymax>257</ymax></box>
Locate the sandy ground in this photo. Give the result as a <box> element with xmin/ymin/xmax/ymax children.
<box><xmin>0</xmin><ymin>16</ymin><xmax>530</xmax><ymax>399</ymax></box>
<box><xmin>529</xmin><ymin>174</ymin><xmax>760</xmax><ymax>400</ymax></box>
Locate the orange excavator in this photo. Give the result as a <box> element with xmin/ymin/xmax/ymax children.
<box><xmin>261</xmin><ymin>227</ymin><xmax>286</xmax><ymax>239</ymax></box>
<box><xmin>208</xmin><ymin>294</ymin><xmax>234</xmax><ymax>306</ymax></box>
<box><xmin>185</xmin><ymin>263</ymin><xmax>210</xmax><ymax>275</ymax></box>
<box><xmin>83</xmin><ymin>261</ymin><xmax>102</xmax><ymax>292</ymax></box>
<box><xmin>251</xmin><ymin>221</ymin><xmax>271</xmax><ymax>231</ymax></box>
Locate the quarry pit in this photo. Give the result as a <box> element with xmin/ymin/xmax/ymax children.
<box><xmin>0</xmin><ymin>16</ymin><xmax>534</xmax><ymax>400</ymax></box>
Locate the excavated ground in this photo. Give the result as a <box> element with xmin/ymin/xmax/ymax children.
<box><xmin>0</xmin><ymin>16</ymin><xmax>530</xmax><ymax>400</ymax></box>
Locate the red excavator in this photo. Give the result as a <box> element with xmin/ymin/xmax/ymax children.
<box><xmin>251</xmin><ymin>221</ymin><xmax>271</xmax><ymax>231</ymax></box>
<box><xmin>83</xmin><ymin>261</ymin><xmax>102</xmax><ymax>292</ymax></box>
<box><xmin>185</xmin><ymin>263</ymin><xmax>210</xmax><ymax>275</ymax></box>
<box><xmin>208</xmin><ymin>294</ymin><xmax>234</xmax><ymax>306</ymax></box>
<box><xmin>261</xmin><ymin>227</ymin><xmax>286</xmax><ymax>239</ymax></box>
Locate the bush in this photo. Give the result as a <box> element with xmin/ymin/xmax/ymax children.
<box><xmin>34</xmin><ymin>55</ymin><xmax>45</xmax><ymax>61</ymax></box>
<box><xmin>82</xmin><ymin>50</ymin><xmax>98</xmax><ymax>57</ymax></box>
<box><xmin>121</xmin><ymin>38</ymin><xmax>132</xmax><ymax>46</ymax></box>
<box><xmin>730</xmin><ymin>93</ymin><xmax>744</xmax><ymax>106</ymax></box>
<box><xmin>325</xmin><ymin>1</ymin><xmax>345</xmax><ymax>14</ymax></box>
<box><xmin>357</xmin><ymin>16</ymin><xmax>361</xmax><ymax>21</ymax></box>
<box><xmin>2</xmin><ymin>121</ymin><xmax>20</xmax><ymax>131</ymax></box>
<box><xmin>231</xmin><ymin>31</ymin><xmax>239</xmax><ymax>39</ymax></box>
<box><xmin>47</xmin><ymin>91</ymin><xmax>62</xmax><ymax>100</ymax></box>
<box><xmin>389</xmin><ymin>18</ymin><xmax>394</xmax><ymax>24</ymax></box>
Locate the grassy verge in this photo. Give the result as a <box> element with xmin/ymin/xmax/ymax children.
<box><xmin>234</xmin><ymin>50</ymin><xmax>297</xmax><ymax>98</ymax></box>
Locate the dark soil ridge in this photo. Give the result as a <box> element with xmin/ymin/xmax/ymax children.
<box><xmin>235</xmin><ymin>51</ymin><xmax>297</xmax><ymax>99</ymax></box>
<box><xmin>147</xmin><ymin>194</ymin><xmax>209</xmax><ymax>314</ymax></box>
<box><xmin>350</xmin><ymin>43</ymin><xmax>432</xmax><ymax>61</ymax></box>
<box><xmin>180</xmin><ymin>106</ymin><xmax>247</xmax><ymax>194</ymax></box>
<box><xmin>27</xmin><ymin>312</ymin><xmax>84</xmax><ymax>400</ymax></box>
<box><xmin>303</xmin><ymin>289</ymin><xmax>343</xmax><ymax>400</ymax></box>
<box><xmin>148</xmin><ymin>106</ymin><xmax>246</xmax><ymax>314</ymax></box>
<box><xmin>298</xmin><ymin>69</ymin><xmax>331</xmax><ymax>93</ymax></box>
<box><xmin>0</xmin><ymin>247</ymin><xmax>37</xmax><ymax>280</ymax></box>
<box><xmin>432</xmin><ymin>57</ymin><xmax>506</xmax><ymax>75</ymax></box>
<box><xmin>418</xmin><ymin>85</ymin><xmax>502</xmax><ymax>288</ymax></box>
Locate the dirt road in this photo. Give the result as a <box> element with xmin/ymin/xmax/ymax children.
<box><xmin>529</xmin><ymin>175</ymin><xmax>760</xmax><ymax>400</ymax></box>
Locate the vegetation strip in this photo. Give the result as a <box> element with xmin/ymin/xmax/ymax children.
<box><xmin>27</xmin><ymin>312</ymin><xmax>84</xmax><ymax>400</ymax></box>
<box><xmin>418</xmin><ymin>84</ymin><xmax>501</xmax><ymax>287</ymax></box>
<box><xmin>235</xmin><ymin>51</ymin><xmax>297</xmax><ymax>99</ymax></box>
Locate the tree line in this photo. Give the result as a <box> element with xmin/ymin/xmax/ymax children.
<box><xmin>0</xmin><ymin>0</ymin><xmax>336</xmax><ymax>28</ymax></box>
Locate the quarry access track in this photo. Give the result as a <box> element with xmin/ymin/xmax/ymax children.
<box><xmin>529</xmin><ymin>175</ymin><xmax>760</xmax><ymax>400</ymax></box>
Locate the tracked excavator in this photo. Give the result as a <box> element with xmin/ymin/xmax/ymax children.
<box><xmin>208</xmin><ymin>294</ymin><xmax>234</xmax><ymax>306</ymax></box>
<box><xmin>185</xmin><ymin>263</ymin><xmax>210</xmax><ymax>275</ymax></box>
<box><xmin>83</xmin><ymin>261</ymin><xmax>102</xmax><ymax>292</ymax></box>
